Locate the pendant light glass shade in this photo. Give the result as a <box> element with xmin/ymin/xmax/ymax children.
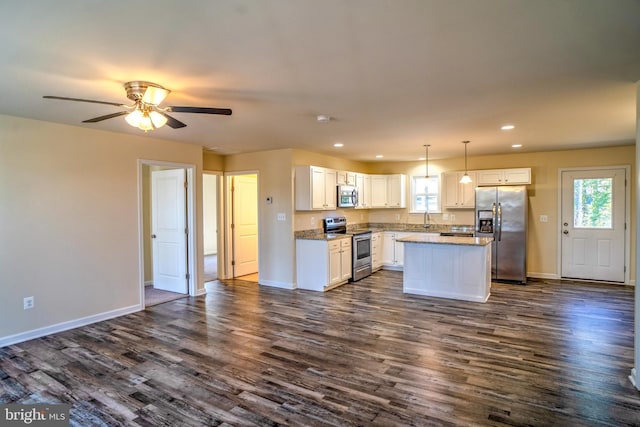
<box><xmin>460</xmin><ymin>140</ymin><xmax>472</xmax><ymax>184</ymax></box>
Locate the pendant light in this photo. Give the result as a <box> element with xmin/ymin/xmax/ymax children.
<box><xmin>460</xmin><ymin>140</ymin><xmax>472</xmax><ymax>184</ymax></box>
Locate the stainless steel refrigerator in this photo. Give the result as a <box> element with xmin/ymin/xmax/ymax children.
<box><xmin>475</xmin><ymin>185</ymin><xmax>528</xmax><ymax>284</ymax></box>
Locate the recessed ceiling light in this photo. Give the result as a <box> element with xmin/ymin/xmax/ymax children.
<box><xmin>501</xmin><ymin>124</ymin><xmax>515</xmax><ymax>130</ymax></box>
<box><xmin>317</xmin><ymin>114</ymin><xmax>331</xmax><ymax>123</ymax></box>
<box><xmin>512</xmin><ymin>144</ymin><xmax>522</xmax><ymax>148</ymax></box>
<box><xmin>333</xmin><ymin>142</ymin><xmax>344</xmax><ymax>147</ymax></box>
<box><xmin>375</xmin><ymin>154</ymin><xmax>384</xmax><ymax>159</ymax></box>
<box><xmin>418</xmin><ymin>157</ymin><xmax>426</xmax><ymax>161</ymax></box>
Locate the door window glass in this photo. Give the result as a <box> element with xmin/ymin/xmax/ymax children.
<box><xmin>573</xmin><ymin>178</ymin><xmax>612</xmax><ymax>228</ymax></box>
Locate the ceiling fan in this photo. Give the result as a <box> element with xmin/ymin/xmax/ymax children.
<box><xmin>43</xmin><ymin>81</ymin><xmax>232</xmax><ymax>131</ymax></box>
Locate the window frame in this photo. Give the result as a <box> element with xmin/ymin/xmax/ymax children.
<box><xmin>410</xmin><ymin>174</ymin><xmax>441</xmax><ymax>214</ymax></box>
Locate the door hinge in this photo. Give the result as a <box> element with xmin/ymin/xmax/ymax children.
<box><xmin>231</xmin><ymin>260</ymin><xmax>235</xmax><ymax>266</ymax></box>
<box><xmin>184</xmin><ymin>181</ymin><xmax>188</xmax><ymax>189</ymax></box>
<box><xmin>185</xmin><ymin>227</ymin><xmax>189</xmax><ymax>234</ymax></box>
<box><xmin>186</xmin><ymin>273</ymin><xmax>190</xmax><ymax>280</ymax></box>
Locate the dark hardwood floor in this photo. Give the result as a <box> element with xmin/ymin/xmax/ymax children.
<box><xmin>1</xmin><ymin>270</ymin><xmax>639</xmax><ymax>426</ymax></box>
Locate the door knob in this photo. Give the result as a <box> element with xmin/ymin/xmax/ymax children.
<box><xmin>152</xmin><ymin>234</ymin><xmax>157</xmax><ymax>239</ymax></box>
<box><xmin>563</xmin><ymin>230</ymin><xmax>569</xmax><ymax>235</ymax></box>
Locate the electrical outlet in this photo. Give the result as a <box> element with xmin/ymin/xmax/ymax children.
<box><xmin>540</xmin><ymin>215</ymin><xmax>548</xmax><ymax>223</ymax></box>
<box><xmin>450</xmin><ymin>214</ymin><xmax>456</xmax><ymax>222</ymax></box>
<box><xmin>24</xmin><ymin>296</ymin><xmax>34</xmax><ymax>310</ymax></box>
<box><xmin>311</xmin><ymin>216</ymin><xmax>315</xmax><ymax>225</ymax></box>
<box><xmin>395</xmin><ymin>214</ymin><xmax>400</xmax><ymax>221</ymax></box>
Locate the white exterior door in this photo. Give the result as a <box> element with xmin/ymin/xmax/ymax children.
<box><xmin>151</xmin><ymin>169</ymin><xmax>188</xmax><ymax>293</ymax></box>
<box><xmin>561</xmin><ymin>168</ymin><xmax>626</xmax><ymax>282</ymax></box>
<box><xmin>232</xmin><ymin>174</ymin><xmax>258</xmax><ymax>277</ymax></box>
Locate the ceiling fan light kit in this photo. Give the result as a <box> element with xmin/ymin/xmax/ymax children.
<box><xmin>43</xmin><ymin>80</ymin><xmax>232</xmax><ymax>132</ymax></box>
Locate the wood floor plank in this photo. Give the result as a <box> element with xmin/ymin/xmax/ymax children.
<box><xmin>1</xmin><ymin>271</ymin><xmax>640</xmax><ymax>426</ymax></box>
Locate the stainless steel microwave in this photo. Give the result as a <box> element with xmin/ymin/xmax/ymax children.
<box><xmin>337</xmin><ymin>185</ymin><xmax>358</xmax><ymax>208</ymax></box>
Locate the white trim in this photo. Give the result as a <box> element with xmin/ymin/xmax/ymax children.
<box><xmin>630</xmin><ymin>368</ymin><xmax>638</xmax><ymax>390</ymax></box>
<box><xmin>260</xmin><ymin>280</ymin><xmax>295</xmax><ymax>289</ymax></box>
<box><xmin>137</xmin><ymin>160</ymin><xmax>198</xmax><ymax>308</ymax></box>
<box><xmin>556</xmin><ymin>166</ymin><xmax>631</xmax><ymax>284</ymax></box>
<box><xmin>224</xmin><ymin>171</ymin><xmax>260</xmax><ymax>280</ymax></box>
<box><xmin>0</xmin><ymin>304</ymin><xmax>141</xmax><ymax>348</ymax></box>
<box><xmin>527</xmin><ymin>272</ymin><xmax>559</xmax><ymax>280</ymax></box>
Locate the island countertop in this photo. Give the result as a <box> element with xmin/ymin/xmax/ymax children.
<box><xmin>396</xmin><ymin>234</ymin><xmax>493</xmax><ymax>246</ymax></box>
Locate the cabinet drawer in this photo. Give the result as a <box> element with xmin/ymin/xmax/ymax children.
<box><xmin>328</xmin><ymin>240</ymin><xmax>341</xmax><ymax>251</ymax></box>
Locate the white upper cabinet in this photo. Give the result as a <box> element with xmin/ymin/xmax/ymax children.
<box><xmin>355</xmin><ymin>173</ymin><xmax>371</xmax><ymax>209</ymax></box>
<box><xmin>443</xmin><ymin>171</ymin><xmax>477</xmax><ymax>209</ymax></box>
<box><xmin>477</xmin><ymin>168</ymin><xmax>531</xmax><ymax>186</ymax></box>
<box><xmin>295</xmin><ymin>166</ymin><xmax>337</xmax><ymax>210</ymax></box>
<box><xmin>336</xmin><ymin>170</ymin><xmax>357</xmax><ymax>186</ymax></box>
<box><xmin>370</xmin><ymin>174</ymin><xmax>406</xmax><ymax>208</ymax></box>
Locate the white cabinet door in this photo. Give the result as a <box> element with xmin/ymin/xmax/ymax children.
<box><xmin>311</xmin><ymin>167</ymin><xmax>327</xmax><ymax>209</ymax></box>
<box><xmin>477</xmin><ymin>168</ymin><xmax>531</xmax><ymax>186</ymax></box>
<box><xmin>503</xmin><ymin>168</ymin><xmax>531</xmax><ymax>185</ymax></box>
<box><xmin>324</xmin><ymin>168</ymin><xmax>337</xmax><ymax>210</ymax></box>
<box><xmin>443</xmin><ymin>171</ymin><xmax>476</xmax><ymax>208</ymax></box>
<box><xmin>370</xmin><ymin>175</ymin><xmax>388</xmax><ymax>208</ymax></box>
<box><xmin>355</xmin><ymin>173</ymin><xmax>372</xmax><ymax>209</ymax></box>
<box><xmin>387</xmin><ymin>174</ymin><xmax>406</xmax><ymax>208</ymax></box>
<box><xmin>328</xmin><ymin>241</ymin><xmax>342</xmax><ymax>285</ymax></box>
<box><xmin>382</xmin><ymin>232</ymin><xmax>396</xmax><ymax>265</ymax></box>
<box><xmin>371</xmin><ymin>232</ymin><xmax>382</xmax><ymax>270</ymax></box>
<box><xmin>340</xmin><ymin>239</ymin><xmax>352</xmax><ymax>282</ymax></box>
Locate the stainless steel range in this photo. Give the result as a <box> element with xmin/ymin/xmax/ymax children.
<box><xmin>323</xmin><ymin>217</ymin><xmax>373</xmax><ymax>282</ymax></box>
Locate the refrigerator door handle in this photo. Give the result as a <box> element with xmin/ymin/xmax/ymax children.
<box><xmin>497</xmin><ymin>202</ymin><xmax>503</xmax><ymax>241</ymax></box>
<box><xmin>492</xmin><ymin>202</ymin><xmax>497</xmax><ymax>240</ymax></box>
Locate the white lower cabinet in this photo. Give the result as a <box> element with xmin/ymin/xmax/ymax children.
<box><xmin>371</xmin><ymin>232</ymin><xmax>383</xmax><ymax>271</ymax></box>
<box><xmin>296</xmin><ymin>238</ymin><xmax>352</xmax><ymax>291</ymax></box>
<box><xmin>381</xmin><ymin>232</ymin><xmax>412</xmax><ymax>270</ymax></box>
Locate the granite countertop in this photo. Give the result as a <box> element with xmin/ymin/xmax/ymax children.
<box><xmin>396</xmin><ymin>234</ymin><xmax>493</xmax><ymax>246</ymax></box>
<box><xmin>295</xmin><ymin>222</ymin><xmax>475</xmax><ymax>241</ymax></box>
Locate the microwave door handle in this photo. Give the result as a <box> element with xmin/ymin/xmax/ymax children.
<box><xmin>352</xmin><ymin>189</ymin><xmax>358</xmax><ymax>206</ymax></box>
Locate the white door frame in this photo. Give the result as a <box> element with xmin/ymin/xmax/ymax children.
<box><xmin>223</xmin><ymin>170</ymin><xmax>259</xmax><ymax>279</ymax></box>
<box><xmin>138</xmin><ymin>160</ymin><xmax>197</xmax><ymax>307</ymax></box>
<box><xmin>203</xmin><ymin>170</ymin><xmax>224</xmax><ymax>281</ymax></box>
<box><xmin>556</xmin><ymin>165</ymin><xmax>631</xmax><ymax>284</ymax></box>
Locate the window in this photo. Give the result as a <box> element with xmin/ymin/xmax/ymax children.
<box><xmin>573</xmin><ymin>178</ymin><xmax>612</xmax><ymax>228</ymax></box>
<box><xmin>411</xmin><ymin>175</ymin><xmax>440</xmax><ymax>213</ymax></box>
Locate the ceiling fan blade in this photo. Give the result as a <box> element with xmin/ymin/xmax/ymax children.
<box><xmin>82</xmin><ymin>111</ymin><xmax>128</xmax><ymax>123</ymax></box>
<box><xmin>43</xmin><ymin>95</ymin><xmax>127</xmax><ymax>107</ymax></box>
<box><xmin>159</xmin><ymin>112</ymin><xmax>187</xmax><ymax>129</ymax></box>
<box><xmin>166</xmin><ymin>106</ymin><xmax>232</xmax><ymax>115</ymax></box>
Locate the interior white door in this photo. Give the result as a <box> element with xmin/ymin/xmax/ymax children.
<box><xmin>232</xmin><ymin>174</ymin><xmax>258</xmax><ymax>277</ymax></box>
<box><xmin>561</xmin><ymin>168</ymin><xmax>625</xmax><ymax>282</ymax></box>
<box><xmin>151</xmin><ymin>169</ymin><xmax>188</xmax><ymax>293</ymax></box>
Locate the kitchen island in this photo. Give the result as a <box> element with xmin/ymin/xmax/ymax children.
<box><xmin>396</xmin><ymin>234</ymin><xmax>493</xmax><ymax>303</ymax></box>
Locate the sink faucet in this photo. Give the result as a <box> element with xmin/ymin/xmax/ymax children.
<box><xmin>423</xmin><ymin>211</ymin><xmax>431</xmax><ymax>228</ymax></box>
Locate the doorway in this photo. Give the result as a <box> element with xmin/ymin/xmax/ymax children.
<box><xmin>225</xmin><ymin>173</ymin><xmax>259</xmax><ymax>280</ymax></box>
<box><xmin>203</xmin><ymin>172</ymin><xmax>220</xmax><ymax>282</ymax></box>
<box><xmin>139</xmin><ymin>161</ymin><xmax>196</xmax><ymax>307</ymax></box>
<box><xmin>559</xmin><ymin>167</ymin><xmax>629</xmax><ymax>283</ymax></box>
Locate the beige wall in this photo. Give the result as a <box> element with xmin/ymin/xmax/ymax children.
<box><xmin>0</xmin><ymin>114</ymin><xmax>204</xmax><ymax>340</ymax></box>
<box><xmin>290</xmin><ymin>145</ymin><xmax>635</xmax><ymax>281</ymax></box>
<box><xmin>224</xmin><ymin>149</ymin><xmax>296</xmax><ymax>287</ymax></box>
<box><xmin>203</xmin><ymin>174</ymin><xmax>218</xmax><ymax>255</ymax></box>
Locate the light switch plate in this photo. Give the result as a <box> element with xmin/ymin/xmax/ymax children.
<box><xmin>540</xmin><ymin>215</ymin><xmax>548</xmax><ymax>223</ymax></box>
<box><xmin>277</xmin><ymin>213</ymin><xmax>286</xmax><ymax>221</ymax></box>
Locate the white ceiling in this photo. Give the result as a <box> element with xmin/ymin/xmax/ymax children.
<box><xmin>1</xmin><ymin>0</ymin><xmax>638</xmax><ymax>161</ymax></box>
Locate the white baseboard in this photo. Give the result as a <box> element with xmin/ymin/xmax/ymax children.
<box><xmin>194</xmin><ymin>287</ymin><xmax>207</xmax><ymax>297</ymax></box>
<box><xmin>527</xmin><ymin>272</ymin><xmax>559</xmax><ymax>280</ymax></box>
<box><xmin>144</xmin><ymin>280</ymin><xmax>154</xmax><ymax>287</ymax></box>
<box><xmin>630</xmin><ymin>368</ymin><xmax>638</xmax><ymax>390</ymax></box>
<box><xmin>0</xmin><ymin>304</ymin><xmax>142</xmax><ymax>348</ymax></box>
<box><xmin>259</xmin><ymin>280</ymin><xmax>295</xmax><ymax>289</ymax></box>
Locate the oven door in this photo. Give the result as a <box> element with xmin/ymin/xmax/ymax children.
<box><xmin>352</xmin><ymin>233</ymin><xmax>372</xmax><ymax>281</ymax></box>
